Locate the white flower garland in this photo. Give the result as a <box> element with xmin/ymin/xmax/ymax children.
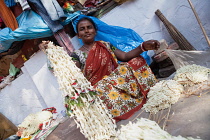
<box><xmin>46</xmin><ymin>42</ymin><xmax>116</xmax><ymax>140</ymax></box>
<box><xmin>174</xmin><ymin>64</ymin><xmax>210</xmax><ymax>86</ymax></box>
<box><xmin>143</xmin><ymin>64</ymin><xmax>210</xmax><ymax>114</ymax></box>
<box><xmin>116</xmin><ymin>118</ymin><xmax>201</xmax><ymax>140</ymax></box>
<box><xmin>143</xmin><ymin>80</ymin><xmax>183</xmax><ymax>114</ymax></box>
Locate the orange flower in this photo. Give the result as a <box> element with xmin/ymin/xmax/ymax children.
<box><xmin>134</xmin><ymin>71</ymin><xmax>141</xmax><ymax>78</ymax></box>
<box><xmin>119</xmin><ymin>66</ymin><xmax>127</xmax><ymax>75</ymax></box>
<box><xmin>141</xmin><ymin>69</ymin><xmax>149</xmax><ymax>78</ymax></box>
<box><xmin>136</xmin><ymin>98</ymin><xmax>143</xmax><ymax>103</ymax></box>
<box><xmin>130</xmin><ymin>83</ymin><xmax>137</xmax><ymax>91</ymax></box>
<box><xmin>108</xmin><ymin>91</ymin><xmax>119</xmax><ymax>100</ymax></box>
<box><xmin>120</xmin><ymin>93</ymin><xmax>130</xmax><ymax>100</ymax></box>
<box><xmin>117</xmin><ymin>77</ymin><xmax>125</xmax><ymax>85</ymax></box>
<box><xmin>111</xmin><ymin>109</ymin><xmax>120</xmax><ymax>116</ymax></box>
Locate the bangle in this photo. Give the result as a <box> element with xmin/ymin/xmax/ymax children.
<box><xmin>140</xmin><ymin>42</ymin><xmax>147</xmax><ymax>51</ymax></box>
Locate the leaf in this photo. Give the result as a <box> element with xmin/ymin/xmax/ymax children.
<box><xmin>9</xmin><ymin>63</ymin><xmax>20</xmax><ymax>76</ymax></box>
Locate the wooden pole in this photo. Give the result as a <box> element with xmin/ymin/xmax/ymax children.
<box><xmin>187</xmin><ymin>0</ymin><xmax>210</xmax><ymax>47</ymax></box>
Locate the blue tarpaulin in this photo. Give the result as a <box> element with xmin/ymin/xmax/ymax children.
<box><xmin>0</xmin><ymin>10</ymin><xmax>80</xmax><ymax>53</ymax></box>
<box><xmin>72</xmin><ymin>15</ymin><xmax>151</xmax><ymax>64</ymax></box>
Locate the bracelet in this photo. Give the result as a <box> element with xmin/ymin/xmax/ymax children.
<box><xmin>140</xmin><ymin>42</ymin><xmax>147</xmax><ymax>51</ymax></box>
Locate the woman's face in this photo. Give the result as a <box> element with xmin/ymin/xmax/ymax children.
<box><xmin>77</xmin><ymin>20</ymin><xmax>96</xmax><ymax>44</ymax></box>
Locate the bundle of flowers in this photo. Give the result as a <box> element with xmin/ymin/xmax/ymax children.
<box><xmin>17</xmin><ymin>110</ymin><xmax>53</xmax><ymax>138</ymax></box>
<box><xmin>143</xmin><ymin>80</ymin><xmax>183</xmax><ymax>114</ymax></box>
<box><xmin>174</xmin><ymin>64</ymin><xmax>210</xmax><ymax>86</ymax></box>
<box><xmin>46</xmin><ymin>42</ymin><xmax>116</xmax><ymax>140</ymax></box>
<box><xmin>116</xmin><ymin>118</ymin><xmax>201</xmax><ymax>140</ymax></box>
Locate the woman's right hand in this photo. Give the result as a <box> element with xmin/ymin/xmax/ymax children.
<box><xmin>141</xmin><ymin>40</ymin><xmax>160</xmax><ymax>51</ymax></box>
<box><xmin>39</xmin><ymin>41</ymin><xmax>50</xmax><ymax>53</ymax></box>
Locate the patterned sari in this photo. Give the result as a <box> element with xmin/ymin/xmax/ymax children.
<box><xmin>72</xmin><ymin>41</ymin><xmax>157</xmax><ymax>122</ymax></box>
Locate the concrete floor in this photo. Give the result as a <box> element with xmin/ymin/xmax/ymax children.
<box><xmin>46</xmin><ymin>89</ymin><xmax>210</xmax><ymax>140</ymax></box>
<box><xmin>117</xmin><ymin>89</ymin><xmax>210</xmax><ymax>140</ymax></box>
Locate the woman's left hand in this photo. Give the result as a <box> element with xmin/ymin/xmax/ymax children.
<box><xmin>142</xmin><ymin>40</ymin><xmax>160</xmax><ymax>51</ymax></box>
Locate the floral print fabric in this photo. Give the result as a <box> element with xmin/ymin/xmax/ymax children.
<box><xmin>93</xmin><ymin>57</ymin><xmax>157</xmax><ymax>120</ymax></box>
<box><xmin>71</xmin><ymin>41</ymin><xmax>157</xmax><ymax>120</ymax></box>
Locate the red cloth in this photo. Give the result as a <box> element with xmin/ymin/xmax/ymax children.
<box><xmin>84</xmin><ymin>41</ymin><xmax>118</xmax><ymax>85</ymax></box>
<box><xmin>0</xmin><ymin>76</ymin><xmax>4</xmax><ymax>82</ymax></box>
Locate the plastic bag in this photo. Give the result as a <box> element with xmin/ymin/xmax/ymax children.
<box><xmin>0</xmin><ymin>10</ymin><xmax>80</xmax><ymax>53</ymax></box>
<box><xmin>165</xmin><ymin>49</ymin><xmax>210</xmax><ymax>70</ymax></box>
<box><xmin>9</xmin><ymin>63</ymin><xmax>20</xmax><ymax>77</ymax></box>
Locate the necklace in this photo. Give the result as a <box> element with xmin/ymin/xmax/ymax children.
<box><xmin>83</xmin><ymin>46</ymin><xmax>90</xmax><ymax>52</ymax></box>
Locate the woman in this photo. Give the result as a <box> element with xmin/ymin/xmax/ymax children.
<box><xmin>71</xmin><ymin>17</ymin><xmax>160</xmax><ymax>122</ymax></box>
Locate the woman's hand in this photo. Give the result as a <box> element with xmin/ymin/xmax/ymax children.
<box><xmin>115</xmin><ymin>39</ymin><xmax>160</xmax><ymax>62</ymax></box>
<box><xmin>141</xmin><ymin>40</ymin><xmax>160</xmax><ymax>51</ymax></box>
<box><xmin>39</xmin><ymin>41</ymin><xmax>50</xmax><ymax>53</ymax></box>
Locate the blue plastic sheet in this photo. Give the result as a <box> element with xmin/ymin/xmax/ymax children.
<box><xmin>0</xmin><ymin>10</ymin><xmax>80</xmax><ymax>53</ymax></box>
<box><xmin>72</xmin><ymin>15</ymin><xmax>151</xmax><ymax>65</ymax></box>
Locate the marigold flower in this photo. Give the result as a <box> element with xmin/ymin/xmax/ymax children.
<box><xmin>111</xmin><ymin>109</ymin><xmax>120</xmax><ymax>116</ymax></box>
<box><xmin>120</xmin><ymin>93</ymin><xmax>130</xmax><ymax>100</ymax></box>
<box><xmin>130</xmin><ymin>83</ymin><xmax>137</xmax><ymax>91</ymax></box>
<box><xmin>119</xmin><ymin>66</ymin><xmax>127</xmax><ymax>75</ymax></box>
<box><xmin>117</xmin><ymin>77</ymin><xmax>125</xmax><ymax>85</ymax></box>
<box><xmin>108</xmin><ymin>91</ymin><xmax>119</xmax><ymax>100</ymax></box>
<box><xmin>141</xmin><ymin>69</ymin><xmax>149</xmax><ymax>78</ymax></box>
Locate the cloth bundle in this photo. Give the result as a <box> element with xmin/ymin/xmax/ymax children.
<box><xmin>15</xmin><ymin>0</ymin><xmax>31</xmax><ymax>11</ymax></box>
<box><xmin>40</xmin><ymin>0</ymin><xmax>66</xmax><ymax>21</ymax></box>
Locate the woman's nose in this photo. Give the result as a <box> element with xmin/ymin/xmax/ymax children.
<box><xmin>84</xmin><ymin>28</ymin><xmax>89</xmax><ymax>32</ymax></box>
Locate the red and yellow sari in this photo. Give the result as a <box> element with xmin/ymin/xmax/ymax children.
<box><xmin>83</xmin><ymin>41</ymin><xmax>157</xmax><ymax>122</ymax></box>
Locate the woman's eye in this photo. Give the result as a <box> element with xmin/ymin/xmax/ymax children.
<box><xmin>79</xmin><ymin>27</ymin><xmax>84</xmax><ymax>31</ymax></box>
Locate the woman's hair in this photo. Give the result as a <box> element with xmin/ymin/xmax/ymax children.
<box><xmin>76</xmin><ymin>17</ymin><xmax>97</xmax><ymax>33</ymax></box>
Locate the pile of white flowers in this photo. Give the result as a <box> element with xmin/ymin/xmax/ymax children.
<box><xmin>116</xmin><ymin>118</ymin><xmax>201</xmax><ymax>140</ymax></box>
<box><xmin>143</xmin><ymin>80</ymin><xmax>183</xmax><ymax>114</ymax></box>
<box><xmin>18</xmin><ymin>111</ymin><xmax>53</xmax><ymax>138</ymax></box>
<box><xmin>174</xmin><ymin>64</ymin><xmax>210</xmax><ymax>86</ymax></box>
<box><xmin>143</xmin><ymin>64</ymin><xmax>210</xmax><ymax>114</ymax></box>
<box><xmin>46</xmin><ymin>42</ymin><xmax>116</xmax><ymax>140</ymax></box>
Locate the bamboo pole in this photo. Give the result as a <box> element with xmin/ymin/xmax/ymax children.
<box><xmin>187</xmin><ymin>0</ymin><xmax>210</xmax><ymax>47</ymax></box>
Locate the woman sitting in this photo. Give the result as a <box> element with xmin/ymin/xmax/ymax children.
<box><xmin>70</xmin><ymin>17</ymin><xmax>160</xmax><ymax>122</ymax></box>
